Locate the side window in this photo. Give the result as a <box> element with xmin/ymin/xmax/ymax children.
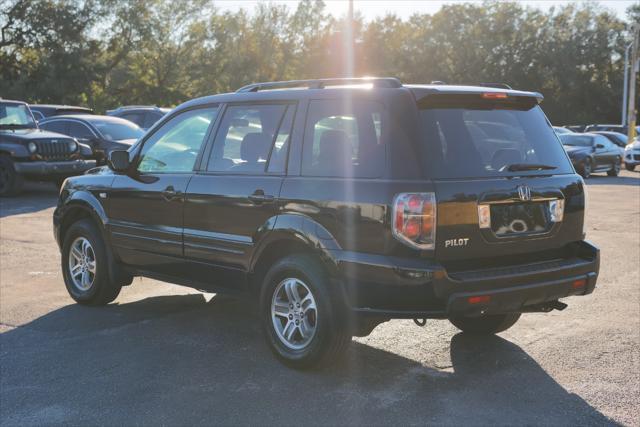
<box><xmin>207</xmin><ymin>104</ymin><xmax>289</xmax><ymax>174</ymax></box>
<box><xmin>267</xmin><ymin>106</ymin><xmax>295</xmax><ymax>173</ymax></box>
<box><xmin>122</xmin><ymin>113</ymin><xmax>144</xmax><ymax>127</ymax></box>
<box><xmin>40</xmin><ymin>121</ymin><xmax>68</xmax><ymax>134</ymax></box>
<box><xmin>67</xmin><ymin>122</ymin><xmax>94</xmax><ymax>139</ymax></box>
<box><xmin>137</xmin><ymin>107</ymin><xmax>218</xmax><ymax>173</ymax></box>
<box><xmin>31</xmin><ymin>111</ymin><xmax>44</xmax><ymax>121</ymax></box>
<box><xmin>301</xmin><ymin>99</ymin><xmax>385</xmax><ymax>178</ymax></box>
<box><xmin>143</xmin><ymin>112</ymin><xmax>163</xmax><ymax>129</ymax></box>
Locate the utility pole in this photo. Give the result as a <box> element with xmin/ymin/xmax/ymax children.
<box><xmin>628</xmin><ymin>24</ymin><xmax>639</xmax><ymax>142</ymax></box>
<box><xmin>622</xmin><ymin>43</ymin><xmax>632</xmax><ymax>125</ymax></box>
<box><xmin>346</xmin><ymin>0</ymin><xmax>354</xmax><ymax>77</ymax></box>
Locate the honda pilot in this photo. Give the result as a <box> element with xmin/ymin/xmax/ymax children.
<box><xmin>53</xmin><ymin>78</ymin><xmax>599</xmax><ymax>368</ymax></box>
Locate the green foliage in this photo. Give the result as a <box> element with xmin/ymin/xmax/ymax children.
<box><xmin>0</xmin><ymin>0</ymin><xmax>637</xmax><ymax>124</ymax></box>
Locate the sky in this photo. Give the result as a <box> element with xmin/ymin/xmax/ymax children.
<box><xmin>214</xmin><ymin>0</ymin><xmax>636</xmax><ymax>20</ymax></box>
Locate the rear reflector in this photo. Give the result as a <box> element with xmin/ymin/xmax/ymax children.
<box><xmin>481</xmin><ymin>92</ymin><xmax>508</xmax><ymax>99</ymax></box>
<box><xmin>572</xmin><ymin>279</ymin><xmax>586</xmax><ymax>289</ymax></box>
<box><xmin>468</xmin><ymin>295</ymin><xmax>491</xmax><ymax>305</ymax></box>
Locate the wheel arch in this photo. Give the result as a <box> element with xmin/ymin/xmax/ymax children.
<box><xmin>248</xmin><ymin>214</ymin><xmax>343</xmax><ymax>295</ymax></box>
<box><xmin>57</xmin><ymin>191</ymin><xmax>109</xmax><ymax>248</ymax></box>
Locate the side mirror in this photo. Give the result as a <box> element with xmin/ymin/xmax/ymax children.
<box><xmin>108</xmin><ymin>150</ymin><xmax>130</xmax><ymax>173</ymax></box>
<box><xmin>596</xmin><ymin>143</ymin><xmax>605</xmax><ymax>149</ymax></box>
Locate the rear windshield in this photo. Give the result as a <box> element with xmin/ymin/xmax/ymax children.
<box><xmin>92</xmin><ymin>120</ymin><xmax>144</xmax><ymax>141</ymax></box>
<box><xmin>418</xmin><ymin>95</ymin><xmax>573</xmax><ymax>178</ymax></box>
<box><xmin>559</xmin><ymin>134</ymin><xmax>593</xmax><ymax>147</ymax></box>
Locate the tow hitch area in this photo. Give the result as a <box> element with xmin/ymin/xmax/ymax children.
<box><xmin>522</xmin><ymin>300</ymin><xmax>568</xmax><ymax>313</ymax></box>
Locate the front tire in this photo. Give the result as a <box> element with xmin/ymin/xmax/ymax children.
<box><xmin>260</xmin><ymin>254</ymin><xmax>351</xmax><ymax>369</ymax></box>
<box><xmin>61</xmin><ymin>219</ymin><xmax>122</xmax><ymax>305</ymax></box>
<box><xmin>607</xmin><ymin>158</ymin><xmax>621</xmax><ymax>176</ymax></box>
<box><xmin>449</xmin><ymin>313</ymin><xmax>521</xmax><ymax>335</ymax></box>
<box><xmin>0</xmin><ymin>155</ymin><xmax>24</xmax><ymax>197</ymax></box>
<box><xmin>625</xmin><ymin>163</ymin><xmax>635</xmax><ymax>171</ymax></box>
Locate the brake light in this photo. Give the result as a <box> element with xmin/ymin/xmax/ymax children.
<box><xmin>392</xmin><ymin>193</ymin><xmax>436</xmax><ymax>250</ymax></box>
<box><xmin>481</xmin><ymin>92</ymin><xmax>508</xmax><ymax>99</ymax></box>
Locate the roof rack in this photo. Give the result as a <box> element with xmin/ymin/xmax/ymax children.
<box><xmin>236</xmin><ymin>77</ymin><xmax>402</xmax><ymax>93</ymax></box>
<box><xmin>478</xmin><ymin>83</ymin><xmax>513</xmax><ymax>90</ymax></box>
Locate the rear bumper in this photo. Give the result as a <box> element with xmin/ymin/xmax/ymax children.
<box><xmin>331</xmin><ymin>240</ymin><xmax>599</xmax><ymax>319</ymax></box>
<box><xmin>14</xmin><ymin>160</ymin><xmax>96</xmax><ymax>176</ymax></box>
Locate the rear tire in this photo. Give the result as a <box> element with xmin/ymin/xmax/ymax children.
<box><xmin>449</xmin><ymin>313</ymin><xmax>521</xmax><ymax>335</ymax></box>
<box><xmin>626</xmin><ymin>164</ymin><xmax>635</xmax><ymax>171</ymax></box>
<box><xmin>580</xmin><ymin>159</ymin><xmax>592</xmax><ymax>179</ymax></box>
<box><xmin>260</xmin><ymin>254</ymin><xmax>351</xmax><ymax>369</ymax></box>
<box><xmin>61</xmin><ymin>219</ymin><xmax>122</xmax><ymax>305</ymax></box>
<box><xmin>607</xmin><ymin>158</ymin><xmax>621</xmax><ymax>176</ymax></box>
<box><xmin>0</xmin><ymin>155</ymin><xmax>24</xmax><ymax>197</ymax></box>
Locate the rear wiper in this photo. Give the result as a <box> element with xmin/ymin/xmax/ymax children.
<box><xmin>505</xmin><ymin>163</ymin><xmax>557</xmax><ymax>172</ymax></box>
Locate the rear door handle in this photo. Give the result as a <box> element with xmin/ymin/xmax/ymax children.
<box><xmin>162</xmin><ymin>186</ymin><xmax>181</xmax><ymax>202</ymax></box>
<box><xmin>249</xmin><ymin>190</ymin><xmax>274</xmax><ymax>204</ymax></box>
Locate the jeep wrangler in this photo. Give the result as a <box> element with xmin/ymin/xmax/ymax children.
<box><xmin>53</xmin><ymin>78</ymin><xmax>599</xmax><ymax>368</ymax></box>
<box><xmin>0</xmin><ymin>99</ymin><xmax>95</xmax><ymax>196</ymax></box>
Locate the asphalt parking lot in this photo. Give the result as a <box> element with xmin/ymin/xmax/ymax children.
<box><xmin>0</xmin><ymin>171</ymin><xmax>638</xmax><ymax>426</ymax></box>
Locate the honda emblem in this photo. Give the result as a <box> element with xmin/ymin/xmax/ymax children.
<box><xmin>517</xmin><ymin>185</ymin><xmax>531</xmax><ymax>202</ymax></box>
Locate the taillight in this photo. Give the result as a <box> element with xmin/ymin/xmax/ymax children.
<box><xmin>392</xmin><ymin>193</ymin><xmax>436</xmax><ymax>250</ymax></box>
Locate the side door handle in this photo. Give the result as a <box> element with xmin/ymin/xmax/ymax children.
<box><xmin>162</xmin><ymin>185</ymin><xmax>181</xmax><ymax>202</ymax></box>
<box><xmin>248</xmin><ymin>189</ymin><xmax>274</xmax><ymax>204</ymax></box>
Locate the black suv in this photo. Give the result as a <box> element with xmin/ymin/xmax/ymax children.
<box><xmin>54</xmin><ymin>78</ymin><xmax>599</xmax><ymax>368</ymax></box>
<box><xmin>0</xmin><ymin>99</ymin><xmax>95</xmax><ymax>196</ymax></box>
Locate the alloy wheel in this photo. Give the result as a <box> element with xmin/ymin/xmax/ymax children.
<box><xmin>68</xmin><ymin>237</ymin><xmax>97</xmax><ymax>291</ymax></box>
<box><xmin>271</xmin><ymin>278</ymin><xmax>318</xmax><ymax>350</ymax></box>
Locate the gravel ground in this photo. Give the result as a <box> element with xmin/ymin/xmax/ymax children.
<box><xmin>1</xmin><ymin>171</ymin><xmax>638</xmax><ymax>426</ymax></box>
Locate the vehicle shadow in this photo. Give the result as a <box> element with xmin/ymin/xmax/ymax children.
<box><xmin>586</xmin><ymin>174</ymin><xmax>639</xmax><ymax>186</ymax></box>
<box><xmin>0</xmin><ymin>294</ymin><xmax>614</xmax><ymax>426</ymax></box>
<box><xmin>0</xmin><ymin>182</ymin><xmax>58</xmax><ymax>218</ymax></box>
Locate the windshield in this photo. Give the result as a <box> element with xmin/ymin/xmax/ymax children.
<box><xmin>92</xmin><ymin>120</ymin><xmax>144</xmax><ymax>141</ymax></box>
<box><xmin>559</xmin><ymin>134</ymin><xmax>593</xmax><ymax>147</ymax></box>
<box><xmin>0</xmin><ymin>103</ymin><xmax>36</xmax><ymax>129</ymax></box>
<box><xmin>418</xmin><ymin>96</ymin><xmax>573</xmax><ymax>178</ymax></box>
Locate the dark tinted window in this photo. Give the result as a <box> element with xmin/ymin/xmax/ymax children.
<box><xmin>40</xmin><ymin>121</ymin><xmax>67</xmax><ymax>134</ymax></box>
<box><xmin>121</xmin><ymin>112</ymin><xmax>145</xmax><ymax>127</ymax></box>
<box><xmin>143</xmin><ymin>112</ymin><xmax>164</xmax><ymax>129</ymax></box>
<box><xmin>560</xmin><ymin>134</ymin><xmax>594</xmax><ymax>147</ymax></box>
<box><xmin>207</xmin><ymin>104</ymin><xmax>288</xmax><ymax>174</ymax></box>
<box><xmin>419</xmin><ymin>98</ymin><xmax>572</xmax><ymax>178</ymax></box>
<box><xmin>68</xmin><ymin>121</ymin><xmax>94</xmax><ymax>139</ymax></box>
<box><xmin>301</xmin><ymin>100</ymin><xmax>385</xmax><ymax>178</ymax></box>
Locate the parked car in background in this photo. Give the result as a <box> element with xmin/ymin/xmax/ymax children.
<box><xmin>53</xmin><ymin>78</ymin><xmax>600</xmax><ymax>369</ymax></box>
<box><xmin>585</xmin><ymin>124</ymin><xmax>640</xmax><ymax>135</ymax></box>
<box><xmin>39</xmin><ymin>115</ymin><xmax>144</xmax><ymax>165</ymax></box>
<box><xmin>0</xmin><ymin>99</ymin><xmax>94</xmax><ymax>196</ymax></box>
<box><xmin>29</xmin><ymin>104</ymin><xmax>93</xmax><ymax>121</ymax></box>
<box><xmin>553</xmin><ymin>126</ymin><xmax>573</xmax><ymax>134</ymax></box>
<box><xmin>559</xmin><ymin>133</ymin><xmax>621</xmax><ymax>178</ymax></box>
<box><xmin>592</xmin><ymin>131</ymin><xmax>628</xmax><ymax>150</ymax></box>
<box><xmin>624</xmin><ymin>138</ymin><xmax>640</xmax><ymax>171</ymax></box>
<box><xmin>106</xmin><ymin>105</ymin><xmax>170</xmax><ymax>130</ymax></box>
